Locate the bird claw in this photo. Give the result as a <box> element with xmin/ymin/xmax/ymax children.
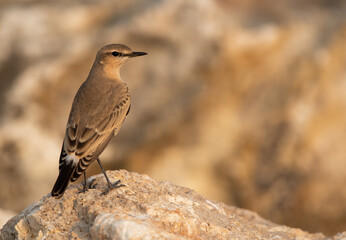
<box><xmin>78</xmin><ymin>185</ymin><xmax>88</xmax><ymax>194</ymax></box>
<box><xmin>79</xmin><ymin>178</ymin><xmax>97</xmax><ymax>194</ymax></box>
<box><xmin>101</xmin><ymin>180</ymin><xmax>125</xmax><ymax>196</ymax></box>
<box><xmin>89</xmin><ymin>178</ymin><xmax>97</xmax><ymax>189</ymax></box>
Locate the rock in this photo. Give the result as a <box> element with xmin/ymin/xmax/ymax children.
<box><xmin>1</xmin><ymin>170</ymin><xmax>341</xmax><ymax>240</ymax></box>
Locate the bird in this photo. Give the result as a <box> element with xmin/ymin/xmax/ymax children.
<box><xmin>51</xmin><ymin>44</ymin><xmax>147</xmax><ymax>198</ymax></box>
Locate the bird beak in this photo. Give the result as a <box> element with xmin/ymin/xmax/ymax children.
<box><xmin>127</xmin><ymin>51</ymin><xmax>147</xmax><ymax>57</ymax></box>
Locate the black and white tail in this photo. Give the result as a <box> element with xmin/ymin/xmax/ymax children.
<box><xmin>51</xmin><ymin>147</ymin><xmax>76</xmax><ymax>198</ymax></box>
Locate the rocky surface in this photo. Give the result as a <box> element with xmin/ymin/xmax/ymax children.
<box><xmin>1</xmin><ymin>170</ymin><xmax>340</xmax><ymax>240</ymax></box>
<box><xmin>1</xmin><ymin>0</ymin><xmax>346</xmax><ymax>236</ymax></box>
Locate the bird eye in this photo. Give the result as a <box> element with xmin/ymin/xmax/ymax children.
<box><xmin>111</xmin><ymin>51</ymin><xmax>120</xmax><ymax>57</ymax></box>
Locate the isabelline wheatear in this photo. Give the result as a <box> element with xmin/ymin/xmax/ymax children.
<box><xmin>51</xmin><ymin>44</ymin><xmax>147</xmax><ymax>198</ymax></box>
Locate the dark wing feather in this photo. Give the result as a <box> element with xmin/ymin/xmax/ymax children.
<box><xmin>70</xmin><ymin>131</ymin><xmax>114</xmax><ymax>182</ymax></box>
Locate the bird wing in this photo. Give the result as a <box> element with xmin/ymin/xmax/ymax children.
<box><xmin>59</xmin><ymin>83</ymin><xmax>131</xmax><ymax>182</ymax></box>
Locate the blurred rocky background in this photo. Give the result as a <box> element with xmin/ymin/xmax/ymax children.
<box><xmin>0</xmin><ymin>0</ymin><xmax>345</xmax><ymax>236</ymax></box>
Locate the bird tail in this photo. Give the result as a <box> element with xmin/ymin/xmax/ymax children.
<box><xmin>51</xmin><ymin>160</ymin><xmax>75</xmax><ymax>199</ymax></box>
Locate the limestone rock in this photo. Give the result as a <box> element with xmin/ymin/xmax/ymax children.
<box><xmin>1</xmin><ymin>170</ymin><xmax>341</xmax><ymax>240</ymax></box>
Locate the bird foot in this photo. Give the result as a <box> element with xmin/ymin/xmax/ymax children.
<box><xmin>101</xmin><ymin>180</ymin><xmax>125</xmax><ymax>196</ymax></box>
<box><xmin>79</xmin><ymin>178</ymin><xmax>97</xmax><ymax>194</ymax></box>
<box><xmin>78</xmin><ymin>185</ymin><xmax>88</xmax><ymax>194</ymax></box>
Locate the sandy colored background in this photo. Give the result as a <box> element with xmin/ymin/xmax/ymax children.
<box><xmin>0</xmin><ymin>0</ymin><xmax>345</xmax><ymax>235</ymax></box>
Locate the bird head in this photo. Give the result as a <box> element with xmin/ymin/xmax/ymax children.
<box><xmin>96</xmin><ymin>44</ymin><xmax>147</xmax><ymax>68</ymax></box>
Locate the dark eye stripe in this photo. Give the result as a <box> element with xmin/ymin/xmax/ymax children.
<box><xmin>112</xmin><ymin>51</ymin><xmax>120</xmax><ymax>57</ymax></box>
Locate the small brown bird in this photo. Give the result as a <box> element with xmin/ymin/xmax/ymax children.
<box><xmin>51</xmin><ymin>44</ymin><xmax>147</xmax><ymax>198</ymax></box>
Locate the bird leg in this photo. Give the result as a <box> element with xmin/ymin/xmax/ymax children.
<box><xmin>96</xmin><ymin>158</ymin><xmax>124</xmax><ymax>194</ymax></box>
<box><xmin>83</xmin><ymin>172</ymin><xmax>87</xmax><ymax>193</ymax></box>
<box><xmin>78</xmin><ymin>172</ymin><xmax>89</xmax><ymax>194</ymax></box>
